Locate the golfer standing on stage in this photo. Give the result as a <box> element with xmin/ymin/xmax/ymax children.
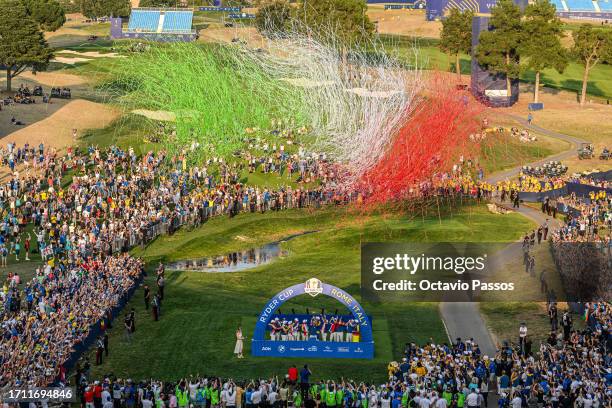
<box><xmin>234</xmin><ymin>327</ymin><xmax>245</xmax><ymax>359</ymax></box>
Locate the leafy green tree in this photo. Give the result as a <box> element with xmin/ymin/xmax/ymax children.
<box><xmin>57</xmin><ymin>0</ymin><xmax>81</xmax><ymax>13</ymax></box>
<box><xmin>80</xmin><ymin>0</ymin><xmax>102</xmax><ymax>19</ymax></box>
<box><xmin>80</xmin><ymin>0</ymin><xmax>130</xmax><ymax>19</ymax></box>
<box><xmin>255</xmin><ymin>1</ymin><xmax>293</xmax><ymax>37</ymax></box>
<box><xmin>475</xmin><ymin>0</ymin><xmax>523</xmax><ymax>98</ymax></box>
<box><xmin>0</xmin><ymin>0</ymin><xmax>53</xmax><ymax>91</ymax></box>
<box><xmin>439</xmin><ymin>8</ymin><xmax>473</xmax><ymax>83</ymax></box>
<box><xmin>572</xmin><ymin>24</ymin><xmax>612</xmax><ymax>106</ymax></box>
<box><xmin>295</xmin><ymin>0</ymin><xmax>374</xmax><ymax>53</ymax></box>
<box><xmin>520</xmin><ymin>0</ymin><xmax>567</xmax><ymax>103</ymax></box>
<box><xmin>23</xmin><ymin>0</ymin><xmax>66</xmax><ymax>31</ymax></box>
<box><xmin>106</xmin><ymin>0</ymin><xmax>131</xmax><ymax>17</ymax></box>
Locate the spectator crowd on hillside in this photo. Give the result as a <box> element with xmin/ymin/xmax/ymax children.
<box><xmin>0</xmin><ymin>137</ymin><xmax>365</xmax><ymax>388</ymax></box>
<box><xmin>0</xmin><ymin>117</ymin><xmax>609</xmax><ymax>400</ymax></box>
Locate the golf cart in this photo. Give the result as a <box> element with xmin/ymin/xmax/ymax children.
<box><xmin>578</xmin><ymin>143</ymin><xmax>594</xmax><ymax>160</ymax></box>
<box><xmin>600</xmin><ymin>147</ymin><xmax>610</xmax><ymax>160</ymax></box>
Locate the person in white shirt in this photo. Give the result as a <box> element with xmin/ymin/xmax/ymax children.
<box><xmin>368</xmin><ymin>388</ymin><xmax>379</xmax><ymax>408</ymax></box>
<box><xmin>435</xmin><ymin>395</ymin><xmax>447</xmax><ymax>408</ymax></box>
<box><xmin>380</xmin><ymin>392</ymin><xmax>391</xmax><ymax>408</ymax></box>
<box><xmin>579</xmin><ymin>393</ymin><xmax>594</xmax><ymax>408</ymax></box>
<box><xmin>189</xmin><ymin>380</ymin><xmax>200</xmax><ymax>401</ymax></box>
<box><xmin>102</xmin><ymin>388</ymin><xmax>114</xmax><ymax>408</ymax></box>
<box><xmin>221</xmin><ymin>385</ymin><xmax>237</xmax><ymax>408</ymax></box>
<box><xmin>465</xmin><ymin>390</ymin><xmax>480</xmax><ymax>408</ymax></box>
<box><xmin>251</xmin><ymin>389</ymin><xmax>262</xmax><ymax>406</ymax></box>
<box><xmin>519</xmin><ymin>323</ymin><xmax>528</xmax><ymax>354</ymax></box>
<box><xmin>418</xmin><ymin>392</ymin><xmax>431</xmax><ymax>408</ymax></box>
<box><xmin>141</xmin><ymin>396</ymin><xmax>153</xmax><ymax>408</ymax></box>
<box><xmin>511</xmin><ymin>394</ymin><xmax>522</xmax><ymax>408</ymax></box>
<box><xmin>268</xmin><ymin>389</ymin><xmax>278</xmax><ymax>406</ymax></box>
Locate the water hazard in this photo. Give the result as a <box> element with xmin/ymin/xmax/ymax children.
<box><xmin>165</xmin><ymin>231</ymin><xmax>317</xmax><ymax>273</ymax></box>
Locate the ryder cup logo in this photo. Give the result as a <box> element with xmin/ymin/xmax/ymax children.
<box><xmin>304</xmin><ymin>278</ymin><xmax>323</xmax><ymax>297</ymax></box>
<box><xmin>277</xmin><ymin>345</ymin><xmax>286</xmax><ymax>353</ymax></box>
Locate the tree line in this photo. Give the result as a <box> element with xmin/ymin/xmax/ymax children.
<box><xmin>254</xmin><ymin>0</ymin><xmax>375</xmax><ymax>53</ymax></box>
<box><xmin>0</xmin><ymin>0</ymin><xmax>135</xmax><ymax>91</ymax></box>
<box><xmin>0</xmin><ymin>0</ymin><xmax>65</xmax><ymax>91</ymax></box>
<box><xmin>439</xmin><ymin>0</ymin><xmax>612</xmax><ymax>105</ymax></box>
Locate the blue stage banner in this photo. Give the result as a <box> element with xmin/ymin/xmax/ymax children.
<box><xmin>251</xmin><ymin>340</ymin><xmax>374</xmax><ymax>359</ymax></box>
<box><xmin>252</xmin><ymin>278</ymin><xmax>374</xmax><ymax>359</ymax></box>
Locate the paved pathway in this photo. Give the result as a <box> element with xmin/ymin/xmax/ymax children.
<box><xmin>438</xmin><ymin>114</ymin><xmax>586</xmax><ymax>354</ymax></box>
<box><xmin>487</xmin><ymin>115</ymin><xmax>587</xmax><ymax>184</ymax></box>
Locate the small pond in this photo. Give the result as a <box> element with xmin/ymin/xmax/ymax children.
<box><xmin>165</xmin><ymin>231</ymin><xmax>317</xmax><ymax>273</ymax></box>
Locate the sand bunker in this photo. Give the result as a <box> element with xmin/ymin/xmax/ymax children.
<box><xmin>4</xmin><ymin>99</ymin><xmax>119</xmax><ymax>150</ymax></box>
<box><xmin>131</xmin><ymin>109</ymin><xmax>177</xmax><ymax>122</ymax></box>
<box><xmin>52</xmin><ymin>50</ymin><xmax>125</xmax><ymax>64</ymax></box>
<box><xmin>52</xmin><ymin>56</ymin><xmax>93</xmax><ymax>64</ymax></box>
<box><xmin>131</xmin><ymin>109</ymin><xmax>204</xmax><ymax>121</ymax></box>
<box><xmin>61</xmin><ymin>50</ymin><xmax>125</xmax><ymax>59</ymax></box>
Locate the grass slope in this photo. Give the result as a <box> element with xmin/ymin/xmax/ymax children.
<box><xmin>479</xmin><ymin>132</ymin><xmax>571</xmax><ymax>175</ymax></box>
<box><xmin>88</xmin><ymin>204</ymin><xmax>534</xmax><ymax>381</ymax></box>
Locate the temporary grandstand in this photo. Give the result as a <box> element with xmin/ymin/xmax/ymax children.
<box><xmin>426</xmin><ymin>0</ymin><xmax>612</xmax><ymax>19</ymax></box>
<box><xmin>110</xmin><ymin>8</ymin><xmax>197</xmax><ymax>42</ymax></box>
<box><xmin>551</xmin><ymin>0</ymin><xmax>612</xmax><ymax>19</ymax></box>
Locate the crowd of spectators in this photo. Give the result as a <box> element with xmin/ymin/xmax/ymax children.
<box><xmin>0</xmin><ymin>135</ymin><xmax>368</xmax><ymax>388</ymax></box>
<box><xmin>495</xmin><ymin>173</ymin><xmax>610</xmax><ymax>195</ymax></box>
<box><xmin>0</xmin><ymin>116</ymin><xmax>608</xmax><ymax>400</ymax></box>
<box><xmin>548</xmin><ymin>190</ymin><xmax>611</xmax><ymax>301</ymax></box>
<box><xmin>552</xmin><ymin>193</ymin><xmax>610</xmax><ymax>242</ymax></box>
<box><xmin>0</xmin><ymin>255</ymin><xmax>143</xmax><ymax>386</ymax></box>
<box><xmin>74</xmin><ymin>307</ymin><xmax>611</xmax><ymax>408</ymax></box>
<box><xmin>0</xmin><ymin>141</ymin><xmax>46</xmax><ymax>172</ymax></box>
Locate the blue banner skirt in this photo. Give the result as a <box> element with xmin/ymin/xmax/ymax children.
<box><xmin>251</xmin><ymin>340</ymin><xmax>375</xmax><ymax>359</ymax></box>
<box><xmin>251</xmin><ymin>278</ymin><xmax>375</xmax><ymax>359</ymax></box>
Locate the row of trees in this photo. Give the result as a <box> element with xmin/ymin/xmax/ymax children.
<box><xmin>79</xmin><ymin>0</ymin><xmax>131</xmax><ymax>19</ymax></box>
<box><xmin>440</xmin><ymin>0</ymin><xmax>612</xmax><ymax>105</ymax></box>
<box><xmin>255</xmin><ymin>0</ymin><xmax>374</xmax><ymax>53</ymax></box>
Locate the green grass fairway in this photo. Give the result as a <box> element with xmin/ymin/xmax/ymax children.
<box><xmin>88</xmin><ymin>204</ymin><xmax>534</xmax><ymax>381</ymax></box>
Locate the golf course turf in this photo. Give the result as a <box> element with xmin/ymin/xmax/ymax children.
<box><xmin>88</xmin><ymin>203</ymin><xmax>534</xmax><ymax>381</ymax></box>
